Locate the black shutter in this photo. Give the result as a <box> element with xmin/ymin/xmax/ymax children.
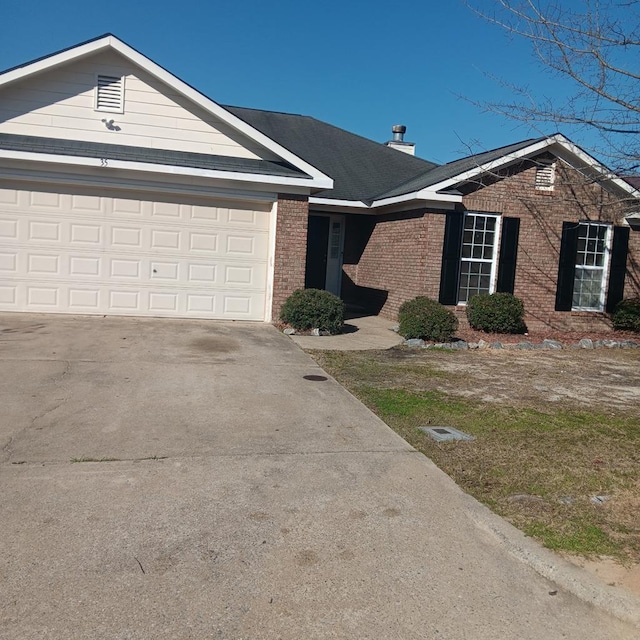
<box><xmin>496</xmin><ymin>217</ymin><xmax>520</xmax><ymax>294</ymax></box>
<box><xmin>438</xmin><ymin>212</ymin><xmax>464</xmax><ymax>305</ymax></box>
<box><xmin>555</xmin><ymin>221</ymin><xmax>579</xmax><ymax>311</ymax></box>
<box><xmin>605</xmin><ymin>226</ymin><xmax>630</xmax><ymax>313</ymax></box>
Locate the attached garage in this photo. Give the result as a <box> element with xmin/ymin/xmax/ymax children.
<box><xmin>0</xmin><ymin>181</ymin><xmax>274</xmax><ymax>320</ymax></box>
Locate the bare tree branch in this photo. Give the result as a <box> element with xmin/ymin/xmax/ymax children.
<box><xmin>467</xmin><ymin>0</ymin><xmax>640</xmax><ymax>172</ymax></box>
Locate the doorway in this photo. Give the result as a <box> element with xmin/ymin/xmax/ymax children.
<box><xmin>305</xmin><ymin>214</ymin><xmax>345</xmax><ymax>296</ymax></box>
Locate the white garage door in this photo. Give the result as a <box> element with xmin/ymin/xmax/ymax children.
<box><xmin>0</xmin><ymin>182</ymin><xmax>272</xmax><ymax>320</ymax></box>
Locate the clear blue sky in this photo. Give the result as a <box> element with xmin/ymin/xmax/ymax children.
<box><xmin>1</xmin><ymin>0</ymin><xmax>594</xmax><ymax>165</ymax></box>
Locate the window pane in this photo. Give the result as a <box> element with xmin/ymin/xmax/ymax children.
<box><xmin>458</xmin><ymin>214</ymin><xmax>499</xmax><ymax>303</ymax></box>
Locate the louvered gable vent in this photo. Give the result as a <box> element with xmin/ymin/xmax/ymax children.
<box><xmin>96</xmin><ymin>74</ymin><xmax>124</xmax><ymax>112</ymax></box>
<box><xmin>535</xmin><ymin>161</ymin><xmax>556</xmax><ymax>190</ymax></box>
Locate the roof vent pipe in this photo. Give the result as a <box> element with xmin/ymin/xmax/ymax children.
<box><xmin>386</xmin><ymin>125</ymin><xmax>415</xmax><ymax>156</ymax></box>
<box><xmin>392</xmin><ymin>124</ymin><xmax>406</xmax><ymax>142</ymax></box>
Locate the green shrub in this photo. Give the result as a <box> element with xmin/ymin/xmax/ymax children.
<box><xmin>466</xmin><ymin>293</ymin><xmax>527</xmax><ymax>334</ymax></box>
<box><xmin>280</xmin><ymin>288</ymin><xmax>345</xmax><ymax>334</ymax></box>
<box><xmin>398</xmin><ymin>297</ymin><xmax>458</xmax><ymax>341</ymax></box>
<box><xmin>612</xmin><ymin>297</ymin><xmax>640</xmax><ymax>332</ymax></box>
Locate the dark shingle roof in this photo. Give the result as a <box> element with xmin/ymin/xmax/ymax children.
<box><xmin>0</xmin><ymin>133</ymin><xmax>306</xmax><ymax>178</ymax></box>
<box><xmin>225</xmin><ymin>106</ymin><xmax>551</xmax><ymax>203</ymax></box>
<box><xmin>376</xmin><ymin>137</ymin><xmax>547</xmax><ymax>200</ymax></box>
<box><xmin>224</xmin><ymin>106</ymin><xmax>438</xmax><ymax>203</ymax></box>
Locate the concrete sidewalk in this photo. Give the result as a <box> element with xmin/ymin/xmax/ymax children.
<box><xmin>289</xmin><ymin>314</ymin><xmax>403</xmax><ymax>350</ymax></box>
<box><xmin>1</xmin><ymin>314</ymin><xmax>638</xmax><ymax>639</ymax></box>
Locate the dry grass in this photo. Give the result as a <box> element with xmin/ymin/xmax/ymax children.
<box><xmin>311</xmin><ymin>347</ymin><xmax>640</xmax><ymax>561</ymax></box>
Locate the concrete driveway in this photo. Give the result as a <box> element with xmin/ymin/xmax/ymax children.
<box><xmin>1</xmin><ymin>314</ymin><xmax>638</xmax><ymax>639</ymax></box>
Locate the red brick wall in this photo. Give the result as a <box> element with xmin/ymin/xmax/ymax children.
<box><xmin>341</xmin><ymin>158</ymin><xmax>639</xmax><ymax>331</ymax></box>
<box><xmin>460</xmin><ymin>160</ymin><xmax>639</xmax><ymax>331</ymax></box>
<box><xmin>343</xmin><ymin>209</ymin><xmax>446</xmax><ymax>318</ymax></box>
<box><xmin>271</xmin><ymin>194</ymin><xmax>309</xmax><ymax>321</ymax></box>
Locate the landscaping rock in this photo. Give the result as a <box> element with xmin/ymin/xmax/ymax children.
<box><xmin>595</xmin><ymin>340</ymin><xmax>605</xmax><ymax>348</ymax></box>
<box><xmin>603</xmin><ymin>339</ymin><xmax>619</xmax><ymax>348</ymax></box>
<box><xmin>490</xmin><ymin>342</ymin><xmax>503</xmax><ymax>349</ymax></box>
<box><xmin>452</xmin><ymin>341</ymin><xmax>469</xmax><ymax>350</ymax></box>
<box><xmin>311</xmin><ymin>328</ymin><xmax>321</xmax><ymax>336</ymax></box>
<box><xmin>468</xmin><ymin>342</ymin><xmax>479</xmax><ymax>349</ymax></box>
<box><xmin>542</xmin><ymin>339</ymin><xmax>563</xmax><ymax>350</ymax></box>
<box><xmin>590</xmin><ymin>495</ymin><xmax>611</xmax><ymax>506</ymax></box>
<box><xmin>404</xmin><ymin>338</ymin><xmax>425</xmax><ymax>348</ymax></box>
<box><xmin>514</xmin><ymin>342</ymin><xmax>534</xmax><ymax>350</ymax></box>
<box><xmin>478</xmin><ymin>339</ymin><xmax>490</xmax><ymax>350</ymax></box>
<box><xmin>558</xmin><ymin>496</ymin><xmax>575</xmax><ymax>505</ymax></box>
<box><xmin>391</xmin><ymin>324</ymin><xmax>400</xmax><ymax>333</ymax></box>
<box><xmin>620</xmin><ymin>340</ymin><xmax>639</xmax><ymax>348</ymax></box>
<box><xmin>283</xmin><ymin>327</ymin><xmax>296</xmax><ymax>335</ymax></box>
<box><xmin>579</xmin><ymin>338</ymin><xmax>594</xmax><ymax>349</ymax></box>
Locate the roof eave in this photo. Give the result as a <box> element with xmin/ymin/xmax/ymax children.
<box><xmin>0</xmin><ymin>149</ymin><xmax>328</xmax><ymax>190</ymax></box>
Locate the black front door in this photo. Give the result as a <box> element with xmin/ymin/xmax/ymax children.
<box><xmin>305</xmin><ymin>215</ymin><xmax>330</xmax><ymax>289</ymax></box>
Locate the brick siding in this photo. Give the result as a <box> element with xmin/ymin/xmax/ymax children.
<box><xmin>341</xmin><ymin>157</ymin><xmax>639</xmax><ymax>331</ymax></box>
<box><xmin>461</xmin><ymin>160</ymin><xmax>638</xmax><ymax>331</ymax></box>
<box><xmin>343</xmin><ymin>209</ymin><xmax>446</xmax><ymax>318</ymax></box>
<box><xmin>271</xmin><ymin>194</ymin><xmax>309</xmax><ymax>321</ymax></box>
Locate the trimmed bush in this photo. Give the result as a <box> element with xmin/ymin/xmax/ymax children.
<box><xmin>466</xmin><ymin>293</ymin><xmax>527</xmax><ymax>334</ymax></box>
<box><xmin>612</xmin><ymin>297</ymin><xmax>640</xmax><ymax>332</ymax></box>
<box><xmin>398</xmin><ymin>296</ymin><xmax>458</xmax><ymax>341</ymax></box>
<box><xmin>280</xmin><ymin>288</ymin><xmax>345</xmax><ymax>335</ymax></box>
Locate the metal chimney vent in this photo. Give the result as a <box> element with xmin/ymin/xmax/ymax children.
<box><xmin>392</xmin><ymin>124</ymin><xmax>406</xmax><ymax>142</ymax></box>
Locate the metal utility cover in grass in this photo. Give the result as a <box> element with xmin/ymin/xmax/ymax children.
<box><xmin>420</xmin><ymin>426</ymin><xmax>475</xmax><ymax>442</ymax></box>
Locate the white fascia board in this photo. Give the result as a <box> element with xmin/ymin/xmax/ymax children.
<box><xmin>549</xmin><ymin>134</ymin><xmax>640</xmax><ymax>198</ymax></box>
<box><xmin>420</xmin><ymin>139</ymin><xmax>556</xmax><ymax>194</ymax></box>
<box><xmin>311</xmin><ymin>192</ymin><xmax>462</xmax><ymax>210</ymax></box>
<box><xmin>371</xmin><ymin>190</ymin><xmax>462</xmax><ymax>208</ymax></box>
<box><xmin>414</xmin><ymin>133</ymin><xmax>640</xmax><ymax>200</ymax></box>
<box><xmin>0</xmin><ymin>149</ymin><xmax>324</xmax><ymax>190</ymax></box>
<box><xmin>0</xmin><ymin>35</ymin><xmax>334</xmax><ymax>190</ymax></box>
<box><xmin>0</xmin><ymin>37</ymin><xmax>113</xmax><ymax>87</ymax></box>
<box><xmin>309</xmin><ymin>197</ymin><xmax>368</xmax><ymax>208</ymax></box>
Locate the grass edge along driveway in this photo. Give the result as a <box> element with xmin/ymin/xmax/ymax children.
<box><xmin>309</xmin><ymin>348</ymin><xmax>640</xmax><ymax>564</ymax></box>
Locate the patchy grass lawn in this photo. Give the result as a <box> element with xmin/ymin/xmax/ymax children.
<box><xmin>310</xmin><ymin>347</ymin><xmax>640</xmax><ymax>563</ymax></box>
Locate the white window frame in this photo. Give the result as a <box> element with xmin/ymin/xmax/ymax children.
<box><xmin>457</xmin><ymin>212</ymin><xmax>502</xmax><ymax>305</ymax></box>
<box><xmin>94</xmin><ymin>73</ymin><xmax>125</xmax><ymax>114</ymax></box>
<box><xmin>571</xmin><ymin>222</ymin><xmax>613</xmax><ymax>312</ymax></box>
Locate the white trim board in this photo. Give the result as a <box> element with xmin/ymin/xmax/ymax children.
<box><xmin>0</xmin><ymin>148</ymin><xmax>321</xmax><ymax>190</ymax></box>
<box><xmin>0</xmin><ymin>34</ymin><xmax>334</xmax><ymax>190</ymax></box>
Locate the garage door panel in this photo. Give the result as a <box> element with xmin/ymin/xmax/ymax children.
<box><xmin>0</xmin><ymin>182</ymin><xmax>272</xmax><ymax>320</ymax></box>
<box><xmin>68</xmin><ymin>288</ymin><xmax>100</xmax><ymax>311</ymax></box>
<box><xmin>0</xmin><ymin>218</ymin><xmax>19</xmax><ymax>241</ymax></box>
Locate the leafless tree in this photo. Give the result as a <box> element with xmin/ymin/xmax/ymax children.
<box><xmin>468</xmin><ymin>1</ymin><xmax>640</xmax><ymax>173</ymax></box>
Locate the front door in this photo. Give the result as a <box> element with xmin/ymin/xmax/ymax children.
<box><xmin>305</xmin><ymin>214</ymin><xmax>344</xmax><ymax>296</ymax></box>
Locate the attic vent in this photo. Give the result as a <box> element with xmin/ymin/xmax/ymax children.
<box><xmin>535</xmin><ymin>161</ymin><xmax>556</xmax><ymax>191</ymax></box>
<box><xmin>95</xmin><ymin>74</ymin><xmax>124</xmax><ymax>113</ymax></box>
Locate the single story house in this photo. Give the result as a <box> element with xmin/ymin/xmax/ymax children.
<box><xmin>1</xmin><ymin>35</ymin><xmax>638</xmax><ymax>330</ymax></box>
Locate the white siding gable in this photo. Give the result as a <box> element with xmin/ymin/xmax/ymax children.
<box><xmin>0</xmin><ymin>51</ymin><xmax>276</xmax><ymax>160</ymax></box>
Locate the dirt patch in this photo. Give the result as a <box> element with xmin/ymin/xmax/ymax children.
<box><xmin>372</xmin><ymin>348</ymin><xmax>640</xmax><ymax>412</ymax></box>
